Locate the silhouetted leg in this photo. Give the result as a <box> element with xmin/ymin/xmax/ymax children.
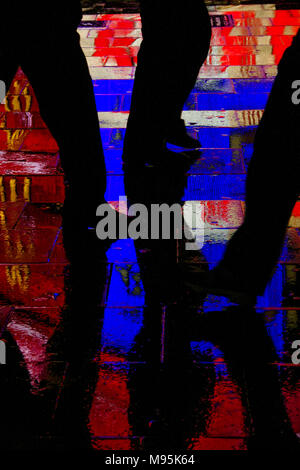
<box><xmin>0</xmin><ymin>51</ymin><xmax>19</xmax><ymax>96</ymax></box>
<box><xmin>198</xmin><ymin>307</ymin><xmax>300</xmax><ymax>449</ymax></box>
<box><xmin>123</xmin><ymin>0</ymin><xmax>211</xmax><ymax>164</ymax></box>
<box><xmin>19</xmin><ymin>16</ymin><xmax>106</xmax><ymax>226</ymax></box>
<box><xmin>242</xmin><ymin>311</ymin><xmax>299</xmax><ymax>448</ymax></box>
<box><xmin>0</xmin><ymin>17</ymin><xmax>20</xmax><ymax>102</ymax></box>
<box><xmin>38</xmin><ymin>217</ymin><xmax>108</xmax><ymax>449</ymax></box>
<box><xmin>219</xmin><ymin>31</ymin><xmax>300</xmax><ymax>294</ymax></box>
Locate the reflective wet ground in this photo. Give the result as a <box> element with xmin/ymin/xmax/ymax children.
<box><xmin>1</xmin><ymin>3</ymin><xmax>300</xmax><ymax>451</ymax></box>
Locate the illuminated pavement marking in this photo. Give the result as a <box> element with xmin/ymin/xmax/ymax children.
<box><xmin>0</xmin><ymin>4</ymin><xmax>300</xmax><ymax>451</ymax></box>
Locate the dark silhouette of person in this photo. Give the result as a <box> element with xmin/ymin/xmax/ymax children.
<box><xmin>123</xmin><ymin>0</ymin><xmax>211</xmax><ymax>167</ymax></box>
<box><xmin>0</xmin><ymin>1</ymin><xmax>106</xmax><ymax>228</ymax></box>
<box><xmin>192</xmin><ymin>306</ymin><xmax>300</xmax><ymax>450</ymax></box>
<box><xmin>124</xmin><ymin>156</ymin><xmax>213</xmax><ymax>450</ymax></box>
<box><xmin>40</xmin><ymin>223</ymin><xmax>108</xmax><ymax>450</ymax></box>
<box><xmin>0</xmin><ymin>216</ymin><xmax>108</xmax><ymax>450</ymax></box>
<box><xmin>124</xmin><ymin>160</ymin><xmax>300</xmax><ymax>450</ymax></box>
<box><xmin>197</xmin><ymin>29</ymin><xmax>300</xmax><ymax>303</ymax></box>
<box><xmin>127</xmin><ymin>306</ymin><xmax>300</xmax><ymax>450</ymax></box>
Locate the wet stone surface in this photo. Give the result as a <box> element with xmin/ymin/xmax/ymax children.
<box><xmin>0</xmin><ymin>3</ymin><xmax>300</xmax><ymax>451</ymax></box>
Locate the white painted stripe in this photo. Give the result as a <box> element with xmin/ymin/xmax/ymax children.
<box><xmin>90</xmin><ymin>65</ymin><xmax>276</xmax><ymax>80</ymax></box>
<box><xmin>97</xmin><ymin>110</ymin><xmax>264</xmax><ymax>128</ymax></box>
<box><xmin>96</xmin><ymin>14</ymin><xmax>141</xmax><ymax>20</ymax></box>
<box><xmin>210</xmin><ymin>45</ymin><xmax>273</xmax><ymax>55</ymax></box>
<box><xmin>215</xmin><ymin>4</ymin><xmax>275</xmax><ymax>11</ymax></box>
<box><xmin>81</xmin><ymin>14</ymin><xmax>98</xmax><ymax>21</ymax></box>
<box><xmin>90</xmin><ymin>67</ymin><xmax>136</xmax><ymax>79</ymax></box>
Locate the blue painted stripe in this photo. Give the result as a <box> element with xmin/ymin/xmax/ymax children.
<box><xmin>93</xmin><ymin>78</ymin><xmax>274</xmax><ymax>95</ymax></box>
<box><xmin>95</xmin><ymin>90</ymin><xmax>269</xmax><ymax>112</ymax></box>
<box><xmin>100</xmin><ymin>127</ymin><xmax>257</xmax><ymax>150</ymax></box>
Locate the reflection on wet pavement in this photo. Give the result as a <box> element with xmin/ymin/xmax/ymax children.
<box><xmin>0</xmin><ymin>2</ymin><xmax>300</xmax><ymax>451</ymax></box>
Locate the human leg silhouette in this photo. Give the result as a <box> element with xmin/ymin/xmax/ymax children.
<box><xmin>0</xmin><ymin>2</ymin><xmax>106</xmax><ymax>228</ymax></box>
<box><xmin>123</xmin><ymin>0</ymin><xmax>211</xmax><ymax>165</ymax></box>
<box><xmin>20</xmin><ymin>32</ymin><xmax>106</xmax><ymax>226</ymax></box>
<box><xmin>212</xmin><ymin>30</ymin><xmax>300</xmax><ymax>299</ymax></box>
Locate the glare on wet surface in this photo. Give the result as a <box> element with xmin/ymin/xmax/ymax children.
<box><xmin>0</xmin><ymin>3</ymin><xmax>300</xmax><ymax>451</ymax></box>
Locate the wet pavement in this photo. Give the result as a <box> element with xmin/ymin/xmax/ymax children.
<box><xmin>1</xmin><ymin>3</ymin><xmax>300</xmax><ymax>451</ymax></box>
